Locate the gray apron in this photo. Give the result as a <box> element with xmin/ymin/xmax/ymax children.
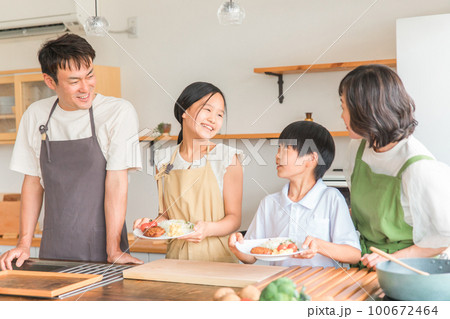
<box><xmin>38</xmin><ymin>98</ymin><xmax>128</xmax><ymax>262</ymax></box>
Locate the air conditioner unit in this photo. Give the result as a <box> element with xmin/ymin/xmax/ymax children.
<box><xmin>0</xmin><ymin>0</ymin><xmax>93</xmax><ymax>39</ymax></box>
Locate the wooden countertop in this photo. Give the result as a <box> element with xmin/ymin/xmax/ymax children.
<box><xmin>0</xmin><ymin>235</ymin><xmax>168</xmax><ymax>254</ymax></box>
<box><xmin>0</xmin><ymin>273</ymin><xmax>383</xmax><ymax>301</ymax></box>
<box><xmin>0</xmin><ymin>278</ymin><xmax>220</xmax><ymax>301</ymax></box>
<box><xmin>0</xmin><ymin>259</ymin><xmax>383</xmax><ymax>301</ymax></box>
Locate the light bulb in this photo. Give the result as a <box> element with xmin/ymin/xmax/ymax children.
<box><xmin>217</xmin><ymin>1</ymin><xmax>245</xmax><ymax>25</ymax></box>
<box><xmin>84</xmin><ymin>16</ymin><xmax>110</xmax><ymax>36</ymax></box>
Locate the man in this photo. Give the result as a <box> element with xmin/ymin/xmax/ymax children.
<box><xmin>0</xmin><ymin>34</ymin><xmax>143</xmax><ymax>270</ymax></box>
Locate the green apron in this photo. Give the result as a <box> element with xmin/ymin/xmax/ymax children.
<box><xmin>350</xmin><ymin>139</ymin><xmax>433</xmax><ymax>256</ymax></box>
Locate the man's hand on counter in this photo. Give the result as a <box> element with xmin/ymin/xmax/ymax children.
<box><xmin>0</xmin><ymin>246</ymin><xmax>30</xmax><ymax>271</ymax></box>
<box><xmin>107</xmin><ymin>251</ymin><xmax>144</xmax><ymax>265</ymax></box>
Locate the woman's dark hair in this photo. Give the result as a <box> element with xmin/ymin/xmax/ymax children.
<box><xmin>338</xmin><ymin>64</ymin><xmax>417</xmax><ymax>149</ymax></box>
<box><xmin>174</xmin><ymin>82</ymin><xmax>226</xmax><ymax>144</ymax></box>
<box><xmin>279</xmin><ymin>121</ymin><xmax>335</xmax><ymax>181</ymax></box>
<box><xmin>38</xmin><ymin>33</ymin><xmax>96</xmax><ymax>83</ymax></box>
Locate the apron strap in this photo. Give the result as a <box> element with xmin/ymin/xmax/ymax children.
<box><xmin>89</xmin><ymin>106</ymin><xmax>96</xmax><ymax>138</ymax></box>
<box><xmin>39</xmin><ymin>98</ymin><xmax>59</xmax><ymax>163</ymax></box>
<box><xmin>396</xmin><ymin>155</ymin><xmax>434</xmax><ymax>178</ymax></box>
<box><xmin>355</xmin><ymin>139</ymin><xmax>366</xmax><ymax>160</ymax></box>
<box><xmin>39</xmin><ymin>99</ymin><xmax>96</xmax><ymax>163</ymax></box>
<box><xmin>155</xmin><ymin>145</ymin><xmax>180</xmax><ymax>215</ymax></box>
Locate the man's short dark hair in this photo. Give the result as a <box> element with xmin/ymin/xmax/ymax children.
<box><xmin>38</xmin><ymin>33</ymin><xmax>96</xmax><ymax>83</ymax></box>
<box><xmin>279</xmin><ymin>121</ymin><xmax>335</xmax><ymax>180</ymax></box>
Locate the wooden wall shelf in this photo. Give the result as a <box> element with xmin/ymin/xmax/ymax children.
<box><xmin>139</xmin><ymin>131</ymin><xmax>348</xmax><ymax>142</ymax></box>
<box><xmin>254</xmin><ymin>59</ymin><xmax>396</xmax><ymax>75</ymax></box>
<box><xmin>254</xmin><ymin>58</ymin><xmax>396</xmax><ymax>103</ymax></box>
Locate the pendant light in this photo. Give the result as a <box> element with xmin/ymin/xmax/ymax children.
<box><xmin>84</xmin><ymin>0</ymin><xmax>110</xmax><ymax>36</ymax></box>
<box><xmin>217</xmin><ymin>0</ymin><xmax>245</xmax><ymax>25</ymax></box>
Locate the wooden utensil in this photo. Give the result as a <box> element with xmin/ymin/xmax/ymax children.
<box><xmin>370</xmin><ymin>246</ymin><xmax>430</xmax><ymax>276</ymax></box>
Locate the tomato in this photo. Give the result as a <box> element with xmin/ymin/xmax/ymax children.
<box><xmin>140</xmin><ymin>220</ymin><xmax>157</xmax><ymax>232</ymax></box>
<box><xmin>240</xmin><ymin>298</ymin><xmax>253</xmax><ymax>301</ymax></box>
<box><xmin>277</xmin><ymin>244</ymin><xmax>288</xmax><ymax>251</ymax></box>
<box><xmin>287</xmin><ymin>243</ymin><xmax>298</xmax><ymax>252</ymax></box>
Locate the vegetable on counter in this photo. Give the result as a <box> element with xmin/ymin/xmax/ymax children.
<box><xmin>259</xmin><ymin>277</ymin><xmax>310</xmax><ymax>301</ymax></box>
<box><xmin>213</xmin><ymin>278</ymin><xmax>311</xmax><ymax>301</ymax></box>
<box><xmin>213</xmin><ymin>285</ymin><xmax>260</xmax><ymax>301</ymax></box>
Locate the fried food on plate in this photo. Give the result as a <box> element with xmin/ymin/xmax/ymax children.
<box><xmin>250</xmin><ymin>247</ymin><xmax>273</xmax><ymax>255</ymax></box>
<box><xmin>144</xmin><ymin>226</ymin><xmax>166</xmax><ymax>237</ymax></box>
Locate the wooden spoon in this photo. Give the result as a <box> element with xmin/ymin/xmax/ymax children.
<box><xmin>370</xmin><ymin>246</ymin><xmax>430</xmax><ymax>276</ymax></box>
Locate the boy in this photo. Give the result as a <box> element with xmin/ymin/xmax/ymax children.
<box><xmin>229</xmin><ymin>121</ymin><xmax>361</xmax><ymax>267</ymax></box>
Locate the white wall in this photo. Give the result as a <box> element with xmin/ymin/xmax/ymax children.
<box><xmin>1</xmin><ymin>0</ymin><xmax>450</xmax><ymax>231</ymax></box>
<box><xmin>397</xmin><ymin>13</ymin><xmax>450</xmax><ymax>166</ymax></box>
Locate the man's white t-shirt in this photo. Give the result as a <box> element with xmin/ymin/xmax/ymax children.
<box><xmin>10</xmin><ymin>94</ymin><xmax>142</xmax><ymax>186</ymax></box>
<box><xmin>245</xmin><ymin>179</ymin><xmax>361</xmax><ymax>267</ymax></box>
<box><xmin>344</xmin><ymin>137</ymin><xmax>450</xmax><ymax>248</ymax></box>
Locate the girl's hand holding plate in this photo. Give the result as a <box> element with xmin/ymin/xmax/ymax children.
<box><xmin>133</xmin><ymin>217</ymin><xmax>151</xmax><ymax>230</ymax></box>
<box><xmin>180</xmin><ymin>221</ymin><xmax>208</xmax><ymax>243</ymax></box>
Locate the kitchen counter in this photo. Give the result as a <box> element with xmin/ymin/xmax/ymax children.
<box><xmin>0</xmin><ymin>278</ymin><xmax>219</xmax><ymax>301</ymax></box>
<box><xmin>0</xmin><ymin>258</ymin><xmax>233</xmax><ymax>301</ymax></box>
<box><xmin>0</xmin><ymin>259</ymin><xmax>383</xmax><ymax>301</ymax></box>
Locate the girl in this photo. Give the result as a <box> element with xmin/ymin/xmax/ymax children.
<box><xmin>339</xmin><ymin>64</ymin><xmax>450</xmax><ymax>268</ymax></box>
<box><xmin>135</xmin><ymin>82</ymin><xmax>243</xmax><ymax>262</ymax></box>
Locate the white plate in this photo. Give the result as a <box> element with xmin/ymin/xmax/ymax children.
<box><xmin>133</xmin><ymin>219</ymin><xmax>195</xmax><ymax>240</ymax></box>
<box><xmin>235</xmin><ymin>237</ymin><xmax>301</xmax><ymax>261</ymax></box>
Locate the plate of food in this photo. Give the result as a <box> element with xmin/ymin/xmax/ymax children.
<box><xmin>235</xmin><ymin>237</ymin><xmax>301</xmax><ymax>261</ymax></box>
<box><xmin>133</xmin><ymin>219</ymin><xmax>195</xmax><ymax>240</ymax></box>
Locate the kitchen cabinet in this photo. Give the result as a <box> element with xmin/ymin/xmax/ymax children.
<box><xmin>0</xmin><ymin>65</ymin><xmax>121</xmax><ymax>144</ymax></box>
<box><xmin>254</xmin><ymin>58</ymin><xmax>396</xmax><ymax>103</ymax></box>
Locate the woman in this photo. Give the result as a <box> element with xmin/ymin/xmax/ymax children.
<box><xmin>339</xmin><ymin>64</ymin><xmax>450</xmax><ymax>268</ymax></box>
<box><xmin>135</xmin><ymin>82</ymin><xmax>243</xmax><ymax>262</ymax></box>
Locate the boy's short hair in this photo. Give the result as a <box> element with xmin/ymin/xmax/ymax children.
<box><xmin>279</xmin><ymin>121</ymin><xmax>335</xmax><ymax>180</ymax></box>
<box><xmin>38</xmin><ymin>33</ymin><xmax>96</xmax><ymax>83</ymax></box>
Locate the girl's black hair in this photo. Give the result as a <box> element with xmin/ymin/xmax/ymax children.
<box><xmin>279</xmin><ymin>121</ymin><xmax>335</xmax><ymax>181</ymax></box>
<box><xmin>338</xmin><ymin>64</ymin><xmax>417</xmax><ymax>149</ymax></box>
<box><xmin>174</xmin><ymin>82</ymin><xmax>226</xmax><ymax>144</ymax></box>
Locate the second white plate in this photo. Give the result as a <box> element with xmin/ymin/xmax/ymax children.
<box><xmin>235</xmin><ymin>237</ymin><xmax>301</xmax><ymax>261</ymax></box>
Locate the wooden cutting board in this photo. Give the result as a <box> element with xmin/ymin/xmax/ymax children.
<box><xmin>123</xmin><ymin>259</ymin><xmax>286</xmax><ymax>287</ymax></box>
<box><xmin>0</xmin><ymin>270</ymin><xmax>102</xmax><ymax>298</ymax></box>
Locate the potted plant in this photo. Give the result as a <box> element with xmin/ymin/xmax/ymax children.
<box><xmin>157</xmin><ymin>122</ymin><xmax>171</xmax><ymax>136</ymax></box>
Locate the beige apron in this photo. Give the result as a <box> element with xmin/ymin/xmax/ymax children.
<box><xmin>155</xmin><ymin>145</ymin><xmax>238</xmax><ymax>263</ymax></box>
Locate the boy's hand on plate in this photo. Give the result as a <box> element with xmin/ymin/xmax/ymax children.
<box><xmin>228</xmin><ymin>232</ymin><xmax>244</xmax><ymax>250</ymax></box>
<box><xmin>293</xmin><ymin>236</ymin><xmax>318</xmax><ymax>259</ymax></box>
